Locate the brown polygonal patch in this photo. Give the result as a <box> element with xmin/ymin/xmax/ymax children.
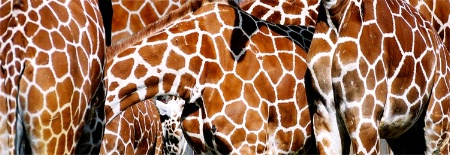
<box><xmin>166</xmin><ymin>51</ymin><xmax>185</xmax><ymax>70</ymax></box>
<box><xmin>245</xmin><ymin>109</ymin><xmax>263</xmax><ymax>131</ymax></box>
<box><xmin>220</xmin><ymin>74</ymin><xmax>243</xmax><ymax>101</ymax></box>
<box><xmin>243</xmin><ymin>83</ymin><xmax>261</xmax><ymax>108</ymax></box>
<box><xmin>225</xmin><ymin>101</ymin><xmax>246</xmax><ymax>125</ymax></box>
<box><xmin>111</xmin><ymin>59</ymin><xmax>134</xmax><ymax>80</ymax></box>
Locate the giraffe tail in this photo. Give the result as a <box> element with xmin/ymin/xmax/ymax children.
<box><xmin>14</xmin><ymin>110</ymin><xmax>31</xmax><ymax>154</ymax></box>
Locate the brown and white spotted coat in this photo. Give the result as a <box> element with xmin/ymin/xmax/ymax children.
<box><xmin>103</xmin><ymin>0</ymin><xmax>315</xmax><ymax>154</ymax></box>
<box><xmin>0</xmin><ymin>0</ymin><xmax>106</xmax><ymax>154</ymax></box>
<box><xmin>306</xmin><ymin>0</ymin><xmax>450</xmax><ymax>154</ymax></box>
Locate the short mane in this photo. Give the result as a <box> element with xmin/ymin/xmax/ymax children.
<box><xmin>106</xmin><ymin>0</ymin><xmax>234</xmax><ymax>62</ymax></box>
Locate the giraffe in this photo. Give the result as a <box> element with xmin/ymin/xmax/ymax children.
<box><xmin>103</xmin><ymin>0</ymin><xmax>315</xmax><ymax>154</ymax></box>
<box><xmin>106</xmin><ymin>0</ymin><xmax>320</xmax><ymax>154</ymax></box>
<box><xmin>239</xmin><ymin>0</ymin><xmax>320</xmax><ymax>26</ymax></box>
<box><xmin>0</xmin><ymin>0</ymin><xmax>106</xmax><ymax>154</ymax></box>
<box><xmin>306</xmin><ymin>0</ymin><xmax>450</xmax><ymax>154</ymax></box>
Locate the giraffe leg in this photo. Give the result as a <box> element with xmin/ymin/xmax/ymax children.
<box><xmin>421</xmin><ymin>55</ymin><xmax>450</xmax><ymax>154</ymax></box>
<box><xmin>336</xmin><ymin>81</ymin><xmax>384</xmax><ymax>154</ymax></box>
<box><xmin>312</xmin><ymin>103</ymin><xmax>345</xmax><ymax>154</ymax></box>
<box><xmin>341</xmin><ymin>107</ymin><xmax>381</xmax><ymax>155</ymax></box>
<box><xmin>307</xmin><ymin>53</ymin><xmax>347</xmax><ymax>154</ymax></box>
<box><xmin>0</xmin><ymin>70</ymin><xmax>9</xmax><ymax>154</ymax></box>
<box><xmin>424</xmin><ymin>82</ymin><xmax>450</xmax><ymax>154</ymax></box>
<box><xmin>329</xmin><ymin>57</ymin><xmax>386</xmax><ymax>155</ymax></box>
<box><xmin>101</xmin><ymin>111</ymin><xmax>134</xmax><ymax>154</ymax></box>
<box><xmin>0</xmin><ymin>0</ymin><xmax>11</xmax><ymax>149</ymax></box>
<box><xmin>154</xmin><ymin>96</ymin><xmax>191</xmax><ymax>154</ymax></box>
<box><xmin>76</xmin><ymin>102</ymin><xmax>105</xmax><ymax>154</ymax></box>
<box><xmin>307</xmin><ymin>75</ymin><xmax>346</xmax><ymax>153</ymax></box>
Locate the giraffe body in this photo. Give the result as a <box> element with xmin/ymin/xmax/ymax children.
<box><xmin>104</xmin><ymin>0</ymin><xmax>314</xmax><ymax>154</ymax></box>
<box><xmin>106</xmin><ymin>0</ymin><xmax>319</xmax><ymax>154</ymax></box>
<box><xmin>307</xmin><ymin>0</ymin><xmax>449</xmax><ymax>154</ymax></box>
<box><xmin>0</xmin><ymin>0</ymin><xmax>105</xmax><ymax>154</ymax></box>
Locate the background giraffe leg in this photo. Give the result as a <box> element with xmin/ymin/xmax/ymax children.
<box><xmin>422</xmin><ymin>51</ymin><xmax>450</xmax><ymax>154</ymax></box>
<box><xmin>424</xmin><ymin>88</ymin><xmax>450</xmax><ymax>154</ymax></box>
<box><xmin>154</xmin><ymin>96</ymin><xmax>194</xmax><ymax>154</ymax></box>
<box><xmin>312</xmin><ymin>103</ymin><xmax>345</xmax><ymax>154</ymax></box>
<box><xmin>341</xmin><ymin>107</ymin><xmax>381</xmax><ymax>155</ymax></box>
<box><xmin>76</xmin><ymin>96</ymin><xmax>105</xmax><ymax>154</ymax></box>
<box><xmin>307</xmin><ymin>49</ymin><xmax>348</xmax><ymax>154</ymax></box>
<box><xmin>335</xmin><ymin>82</ymin><xmax>384</xmax><ymax>154</ymax></box>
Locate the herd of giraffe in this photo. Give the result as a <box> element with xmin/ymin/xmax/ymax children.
<box><xmin>1</xmin><ymin>0</ymin><xmax>450</xmax><ymax>154</ymax></box>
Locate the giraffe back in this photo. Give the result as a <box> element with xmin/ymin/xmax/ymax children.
<box><xmin>0</xmin><ymin>0</ymin><xmax>105</xmax><ymax>153</ymax></box>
